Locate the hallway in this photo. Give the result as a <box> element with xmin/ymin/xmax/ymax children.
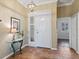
<box><xmin>58</xmin><ymin>39</ymin><xmax>69</xmax><ymax>48</ymax></box>
<box><xmin>8</xmin><ymin>40</ymin><xmax>79</xmax><ymax>59</ymax></box>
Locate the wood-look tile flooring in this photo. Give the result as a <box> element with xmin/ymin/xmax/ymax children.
<box><xmin>8</xmin><ymin>39</ymin><xmax>79</xmax><ymax>59</ymax></box>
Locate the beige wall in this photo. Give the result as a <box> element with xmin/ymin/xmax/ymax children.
<box><xmin>0</xmin><ymin>0</ymin><xmax>57</xmax><ymax>58</ymax></box>
<box><xmin>72</xmin><ymin>0</ymin><xmax>79</xmax><ymax>15</ymax></box>
<box><xmin>32</xmin><ymin>3</ymin><xmax>57</xmax><ymax>48</ymax></box>
<box><xmin>0</xmin><ymin>0</ymin><xmax>28</xmax><ymax>59</ymax></box>
<box><xmin>57</xmin><ymin>0</ymin><xmax>79</xmax><ymax>17</ymax></box>
<box><xmin>57</xmin><ymin>5</ymin><xmax>72</xmax><ymax>17</ymax></box>
<box><xmin>0</xmin><ymin>0</ymin><xmax>27</xmax><ymax>17</ymax></box>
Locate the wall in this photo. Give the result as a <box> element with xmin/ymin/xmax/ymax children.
<box><xmin>69</xmin><ymin>11</ymin><xmax>79</xmax><ymax>52</ymax></box>
<box><xmin>0</xmin><ymin>0</ymin><xmax>28</xmax><ymax>17</ymax></box>
<box><xmin>72</xmin><ymin>0</ymin><xmax>79</xmax><ymax>15</ymax></box>
<box><xmin>57</xmin><ymin>0</ymin><xmax>79</xmax><ymax>17</ymax></box>
<box><xmin>31</xmin><ymin>2</ymin><xmax>57</xmax><ymax>48</ymax></box>
<box><xmin>67</xmin><ymin>9</ymin><xmax>79</xmax><ymax>54</ymax></box>
<box><xmin>57</xmin><ymin>5</ymin><xmax>72</xmax><ymax>17</ymax></box>
<box><xmin>72</xmin><ymin>11</ymin><xmax>79</xmax><ymax>53</ymax></box>
<box><xmin>57</xmin><ymin>0</ymin><xmax>79</xmax><ymax>53</ymax></box>
<box><xmin>70</xmin><ymin>13</ymin><xmax>78</xmax><ymax>51</ymax></box>
<box><xmin>0</xmin><ymin>0</ymin><xmax>57</xmax><ymax>58</ymax></box>
<box><xmin>0</xmin><ymin>0</ymin><xmax>28</xmax><ymax>59</ymax></box>
<box><xmin>0</xmin><ymin>0</ymin><xmax>29</xmax><ymax>38</ymax></box>
<box><xmin>0</xmin><ymin>4</ymin><xmax>23</xmax><ymax>59</ymax></box>
<box><xmin>57</xmin><ymin>17</ymin><xmax>71</xmax><ymax>39</ymax></box>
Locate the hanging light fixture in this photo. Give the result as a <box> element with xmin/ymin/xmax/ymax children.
<box><xmin>27</xmin><ymin>0</ymin><xmax>37</xmax><ymax>12</ymax></box>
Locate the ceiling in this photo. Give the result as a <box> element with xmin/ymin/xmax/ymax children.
<box><xmin>58</xmin><ymin>0</ymin><xmax>74</xmax><ymax>6</ymax></box>
<box><xmin>17</xmin><ymin>0</ymin><xmax>74</xmax><ymax>7</ymax></box>
<box><xmin>18</xmin><ymin>0</ymin><xmax>57</xmax><ymax>8</ymax></box>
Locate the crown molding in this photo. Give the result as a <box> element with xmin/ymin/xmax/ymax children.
<box><xmin>37</xmin><ymin>0</ymin><xmax>58</xmax><ymax>5</ymax></box>
<box><xmin>18</xmin><ymin>0</ymin><xmax>58</xmax><ymax>8</ymax></box>
<box><xmin>58</xmin><ymin>0</ymin><xmax>74</xmax><ymax>7</ymax></box>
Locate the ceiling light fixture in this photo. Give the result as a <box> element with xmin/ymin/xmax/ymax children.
<box><xmin>27</xmin><ymin>0</ymin><xmax>37</xmax><ymax>12</ymax></box>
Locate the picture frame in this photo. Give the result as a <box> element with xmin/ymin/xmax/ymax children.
<box><xmin>10</xmin><ymin>17</ymin><xmax>20</xmax><ymax>33</ymax></box>
<box><xmin>61</xmin><ymin>22</ymin><xmax>68</xmax><ymax>31</ymax></box>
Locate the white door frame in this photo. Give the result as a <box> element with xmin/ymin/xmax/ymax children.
<box><xmin>70</xmin><ymin>13</ymin><xmax>78</xmax><ymax>50</ymax></box>
<box><xmin>57</xmin><ymin>17</ymin><xmax>72</xmax><ymax>48</ymax></box>
<box><xmin>69</xmin><ymin>17</ymin><xmax>72</xmax><ymax>48</ymax></box>
<box><xmin>28</xmin><ymin>10</ymin><xmax>52</xmax><ymax>48</ymax></box>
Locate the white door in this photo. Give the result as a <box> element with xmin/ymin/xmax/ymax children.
<box><xmin>29</xmin><ymin>12</ymin><xmax>52</xmax><ymax>48</ymax></box>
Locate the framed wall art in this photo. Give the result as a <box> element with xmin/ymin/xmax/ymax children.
<box><xmin>10</xmin><ymin>17</ymin><xmax>20</xmax><ymax>33</ymax></box>
<box><xmin>61</xmin><ymin>22</ymin><xmax>68</xmax><ymax>31</ymax></box>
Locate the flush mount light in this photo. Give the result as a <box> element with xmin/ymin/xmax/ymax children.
<box><xmin>27</xmin><ymin>0</ymin><xmax>37</xmax><ymax>12</ymax></box>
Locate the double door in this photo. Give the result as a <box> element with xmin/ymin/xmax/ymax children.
<box><xmin>29</xmin><ymin>12</ymin><xmax>52</xmax><ymax>48</ymax></box>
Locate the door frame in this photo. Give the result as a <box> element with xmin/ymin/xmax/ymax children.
<box><xmin>28</xmin><ymin>10</ymin><xmax>52</xmax><ymax>48</ymax></box>
<box><xmin>57</xmin><ymin>17</ymin><xmax>72</xmax><ymax>48</ymax></box>
<box><xmin>70</xmin><ymin>13</ymin><xmax>78</xmax><ymax>50</ymax></box>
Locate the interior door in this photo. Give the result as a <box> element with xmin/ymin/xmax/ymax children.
<box><xmin>29</xmin><ymin>12</ymin><xmax>52</xmax><ymax>48</ymax></box>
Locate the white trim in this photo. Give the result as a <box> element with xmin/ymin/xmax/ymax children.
<box><xmin>29</xmin><ymin>10</ymin><xmax>52</xmax><ymax>16</ymax></box>
<box><xmin>28</xmin><ymin>10</ymin><xmax>52</xmax><ymax>48</ymax></box>
<box><xmin>58</xmin><ymin>0</ymin><xmax>74</xmax><ymax>7</ymax></box>
<box><xmin>69</xmin><ymin>17</ymin><xmax>72</xmax><ymax>48</ymax></box>
<box><xmin>57</xmin><ymin>17</ymin><xmax>72</xmax><ymax>47</ymax></box>
<box><xmin>18</xmin><ymin>0</ymin><xmax>58</xmax><ymax>8</ymax></box>
<box><xmin>77</xmin><ymin>51</ymin><xmax>79</xmax><ymax>54</ymax></box>
<box><xmin>57</xmin><ymin>17</ymin><xmax>71</xmax><ymax>19</ymax></box>
<box><xmin>51</xmin><ymin>48</ymin><xmax>57</xmax><ymax>50</ymax></box>
<box><xmin>37</xmin><ymin>0</ymin><xmax>58</xmax><ymax>5</ymax></box>
<box><xmin>2</xmin><ymin>53</ymin><xmax>13</xmax><ymax>59</ymax></box>
<box><xmin>2</xmin><ymin>44</ymin><xmax>28</xmax><ymax>59</ymax></box>
<box><xmin>2</xmin><ymin>44</ymin><xmax>57</xmax><ymax>59</ymax></box>
<box><xmin>21</xmin><ymin>44</ymin><xmax>29</xmax><ymax>49</ymax></box>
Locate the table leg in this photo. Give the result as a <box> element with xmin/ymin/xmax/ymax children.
<box><xmin>20</xmin><ymin>40</ymin><xmax>23</xmax><ymax>54</ymax></box>
<box><xmin>11</xmin><ymin>43</ymin><xmax>16</xmax><ymax>56</ymax></box>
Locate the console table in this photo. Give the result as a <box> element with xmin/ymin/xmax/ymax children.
<box><xmin>9</xmin><ymin>38</ymin><xmax>23</xmax><ymax>56</ymax></box>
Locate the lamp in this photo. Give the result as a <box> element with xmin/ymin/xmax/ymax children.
<box><xmin>27</xmin><ymin>0</ymin><xmax>37</xmax><ymax>12</ymax></box>
<box><xmin>11</xmin><ymin>28</ymin><xmax>16</xmax><ymax>33</ymax></box>
<box><xmin>10</xmin><ymin>28</ymin><xmax>16</xmax><ymax>40</ymax></box>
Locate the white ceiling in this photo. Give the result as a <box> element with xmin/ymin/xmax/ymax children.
<box><xmin>17</xmin><ymin>0</ymin><xmax>74</xmax><ymax>7</ymax></box>
<box><xmin>18</xmin><ymin>0</ymin><xmax>57</xmax><ymax>8</ymax></box>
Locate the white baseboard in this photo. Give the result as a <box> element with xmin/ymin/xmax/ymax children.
<box><xmin>2</xmin><ymin>44</ymin><xmax>57</xmax><ymax>59</ymax></box>
<box><xmin>2</xmin><ymin>53</ymin><xmax>13</xmax><ymax>59</ymax></box>
<box><xmin>51</xmin><ymin>48</ymin><xmax>57</xmax><ymax>50</ymax></box>
<box><xmin>77</xmin><ymin>51</ymin><xmax>79</xmax><ymax>54</ymax></box>
<box><xmin>21</xmin><ymin>44</ymin><xmax>29</xmax><ymax>49</ymax></box>
<box><xmin>2</xmin><ymin>44</ymin><xmax>28</xmax><ymax>59</ymax></box>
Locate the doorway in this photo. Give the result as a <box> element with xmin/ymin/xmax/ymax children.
<box><xmin>28</xmin><ymin>11</ymin><xmax>52</xmax><ymax>48</ymax></box>
<box><xmin>57</xmin><ymin>17</ymin><xmax>71</xmax><ymax>48</ymax></box>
